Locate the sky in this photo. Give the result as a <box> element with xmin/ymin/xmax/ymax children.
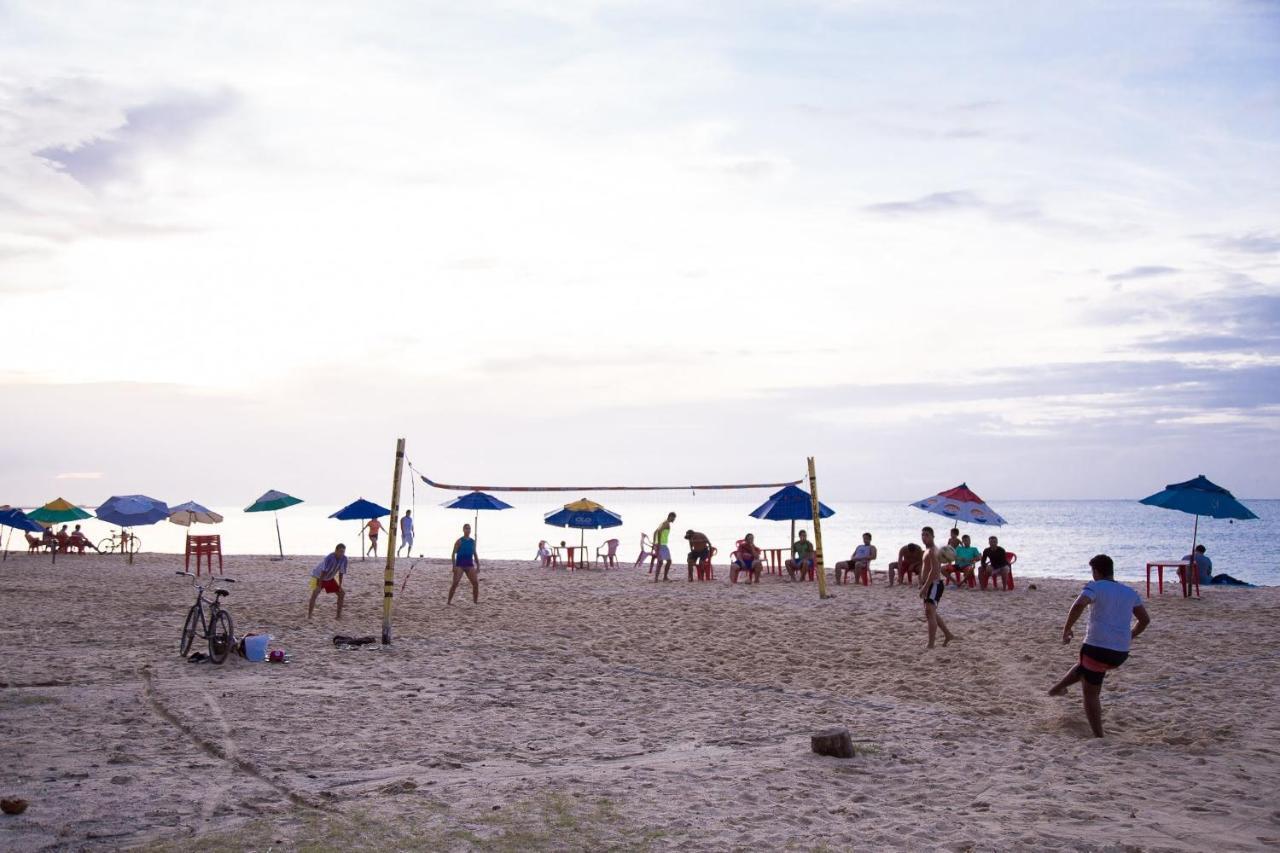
<box><xmin>1</xmin><ymin>0</ymin><xmax>1278</xmax><ymax>505</ymax></box>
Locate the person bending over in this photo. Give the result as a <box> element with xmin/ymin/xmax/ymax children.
<box><xmin>731</xmin><ymin>533</ymin><xmax>763</xmax><ymax>584</ymax></box>
<box><xmin>786</xmin><ymin>530</ymin><xmax>816</xmax><ymax>581</ymax></box>
<box><xmin>448</xmin><ymin>523</ymin><xmax>481</xmax><ymax>604</ymax></box>
<box><xmin>684</xmin><ymin>529</ymin><xmax>714</xmax><ymax>581</ymax></box>
<box><xmin>835</xmin><ymin>532</ymin><xmax>877</xmax><ymax>584</ymax></box>
<box><xmin>919</xmin><ymin>527</ymin><xmax>955</xmax><ymax>648</ymax></box>
<box><xmin>308</xmin><ymin>544</ymin><xmax>348</xmax><ymax>620</ymax></box>
<box><xmin>1049</xmin><ymin>554</ymin><xmax>1150</xmax><ymax>737</ymax></box>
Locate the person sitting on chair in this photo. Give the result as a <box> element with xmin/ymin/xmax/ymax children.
<box><xmin>536</xmin><ymin>539</ymin><xmax>553</xmax><ymax>566</ymax></box>
<box><xmin>952</xmin><ymin>534</ymin><xmax>981</xmax><ymax>586</ymax></box>
<box><xmin>69</xmin><ymin>524</ymin><xmax>98</xmax><ymax>553</ymax></box>
<box><xmin>887</xmin><ymin>542</ymin><xmax>923</xmax><ymax>586</ymax></box>
<box><xmin>980</xmin><ymin>536</ymin><xmax>1011</xmax><ymax>588</ymax></box>
<box><xmin>1180</xmin><ymin>544</ymin><xmax>1252</xmax><ymax>587</ymax></box>
<box><xmin>786</xmin><ymin>530</ymin><xmax>816</xmax><ymax>581</ymax></box>
<box><xmin>731</xmin><ymin>533</ymin><xmax>763</xmax><ymax>584</ymax></box>
<box><xmin>684</xmin><ymin>530</ymin><xmax>714</xmax><ymax>581</ymax></box>
<box><xmin>835</xmin><ymin>532</ymin><xmax>877</xmax><ymax>584</ymax></box>
<box><xmin>55</xmin><ymin>525</ymin><xmax>70</xmax><ymax>552</ymax></box>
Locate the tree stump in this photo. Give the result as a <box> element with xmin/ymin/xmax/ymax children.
<box><xmin>810</xmin><ymin>727</ymin><xmax>855</xmax><ymax>758</ymax></box>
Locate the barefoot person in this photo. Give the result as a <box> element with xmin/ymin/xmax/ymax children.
<box><xmin>731</xmin><ymin>533</ymin><xmax>763</xmax><ymax>584</ymax></box>
<box><xmin>1049</xmin><ymin>554</ymin><xmax>1150</xmax><ymax>738</ymax></box>
<box><xmin>364</xmin><ymin>517</ymin><xmax>384</xmax><ymax>557</ymax></box>
<box><xmin>448</xmin><ymin>523</ymin><xmax>480</xmax><ymax>604</ymax></box>
<box><xmin>308</xmin><ymin>544</ymin><xmax>348</xmax><ymax>620</ymax></box>
<box><xmin>397</xmin><ymin>509</ymin><xmax>414</xmax><ymax>557</ymax></box>
<box><xmin>835</xmin><ymin>532</ymin><xmax>877</xmax><ymax>584</ymax></box>
<box><xmin>887</xmin><ymin>542</ymin><xmax>922</xmax><ymax>586</ymax></box>
<box><xmin>919</xmin><ymin>527</ymin><xmax>955</xmax><ymax>648</ymax></box>
<box><xmin>684</xmin><ymin>529</ymin><xmax>714</xmax><ymax>581</ymax></box>
<box><xmin>785</xmin><ymin>530</ymin><xmax>815</xmax><ymax>581</ymax></box>
<box><xmin>652</xmin><ymin>512</ymin><xmax>676</xmax><ymax>582</ymax></box>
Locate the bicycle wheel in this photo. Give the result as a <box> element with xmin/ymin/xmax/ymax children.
<box><xmin>180</xmin><ymin>605</ymin><xmax>201</xmax><ymax>656</ymax></box>
<box><xmin>207</xmin><ymin>609</ymin><xmax>234</xmax><ymax>664</ymax></box>
<box><xmin>97</xmin><ymin>538</ymin><xmax>115</xmax><ymax>554</ymax></box>
<box><xmin>127</xmin><ymin>535</ymin><xmax>141</xmax><ymax>555</ymax></box>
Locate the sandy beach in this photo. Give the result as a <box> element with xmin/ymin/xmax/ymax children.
<box><xmin>2</xmin><ymin>552</ymin><xmax>1278</xmax><ymax>851</ymax></box>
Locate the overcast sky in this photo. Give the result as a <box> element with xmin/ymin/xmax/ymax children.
<box><xmin>1</xmin><ymin>0</ymin><xmax>1277</xmax><ymax>505</ymax></box>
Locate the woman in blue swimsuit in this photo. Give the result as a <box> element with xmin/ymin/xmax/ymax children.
<box><xmin>448</xmin><ymin>523</ymin><xmax>481</xmax><ymax>604</ymax></box>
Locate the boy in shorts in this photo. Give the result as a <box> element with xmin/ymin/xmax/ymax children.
<box><xmin>919</xmin><ymin>527</ymin><xmax>955</xmax><ymax>648</ymax></box>
<box><xmin>308</xmin><ymin>543</ymin><xmax>348</xmax><ymax>620</ymax></box>
<box><xmin>1049</xmin><ymin>554</ymin><xmax>1150</xmax><ymax>737</ymax></box>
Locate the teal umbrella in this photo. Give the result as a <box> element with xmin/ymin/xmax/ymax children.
<box><xmin>1140</xmin><ymin>475</ymin><xmax>1258</xmax><ymax>582</ymax></box>
<box><xmin>245</xmin><ymin>489</ymin><xmax>303</xmax><ymax>559</ymax></box>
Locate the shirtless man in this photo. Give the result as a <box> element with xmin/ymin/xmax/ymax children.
<box><xmin>835</xmin><ymin>532</ymin><xmax>877</xmax><ymax>584</ymax></box>
<box><xmin>887</xmin><ymin>542</ymin><xmax>923</xmax><ymax>586</ymax></box>
<box><xmin>919</xmin><ymin>526</ymin><xmax>955</xmax><ymax>648</ymax></box>
<box><xmin>652</xmin><ymin>512</ymin><xmax>676</xmax><ymax>582</ymax></box>
<box><xmin>684</xmin><ymin>529</ymin><xmax>714</xmax><ymax>581</ymax></box>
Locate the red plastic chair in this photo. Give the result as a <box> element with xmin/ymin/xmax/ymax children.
<box><xmin>835</xmin><ymin>559</ymin><xmax>872</xmax><ymax>585</ymax></box>
<box><xmin>983</xmin><ymin>552</ymin><xmax>1016</xmax><ymax>590</ymax></box>
<box><xmin>694</xmin><ymin>547</ymin><xmax>718</xmax><ymax>581</ymax></box>
<box><xmin>944</xmin><ymin>563</ymin><xmax>976</xmax><ymax>588</ymax></box>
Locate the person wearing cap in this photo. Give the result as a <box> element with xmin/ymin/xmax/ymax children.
<box><xmin>308</xmin><ymin>544</ymin><xmax>348</xmax><ymax>620</ymax></box>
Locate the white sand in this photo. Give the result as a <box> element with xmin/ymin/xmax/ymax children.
<box><xmin>1</xmin><ymin>552</ymin><xmax>1278</xmax><ymax>851</ymax></box>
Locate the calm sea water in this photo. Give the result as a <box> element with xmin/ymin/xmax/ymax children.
<box><xmin>18</xmin><ymin>496</ymin><xmax>1277</xmax><ymax>586</ymax></box>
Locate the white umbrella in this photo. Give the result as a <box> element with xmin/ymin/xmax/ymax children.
<box><xmin>168</xmin><ymin>501</ymin><xmax>225</xmax><ymax>526</ymax></box>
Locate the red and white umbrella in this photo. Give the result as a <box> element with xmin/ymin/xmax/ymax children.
<box><xmin>910</xmin><ymin>483</ymin><xmax>1006</xmax><ymax>526</ymax></box>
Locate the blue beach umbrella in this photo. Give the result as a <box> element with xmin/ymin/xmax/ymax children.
<box><xmin>330</xmin><ymin>498</ymin><xmax>391</xmax><ymax>560</ymax></box>
<box><xmin>96</xmin><ymin>495</ymin><xmax>170</xmax><ymax>563</ymax></box>
<box><xmin>1140</xmin><ymin>475</ymin><xmax>1258</xmax><ymax>567</ymax></box>
<box><xmin>0</xmin><ymin>507</ymin><xmax>44</xmax><ymax>562</ymax></box>
<box><xmin>544</xmin><ymin>498</ymin><xmax>622</xmax><ymax>559</ymax></box>
<box><xmin>750</xmin><ymin>484</ymin><xmax>835</xmax><ymax>549</ymax></box>
<box><xmin>443</xmin><ymin>491</ymin><xmax>513</xmax><ymax>545</ymax></box>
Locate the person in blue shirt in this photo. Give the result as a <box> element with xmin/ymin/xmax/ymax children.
<box><xmin>397</xmin><ymin>509</ymin><xmax>414</xmax><ymax>557</ymax></box>
<box><xmin>1181</xmin><ymin>544</ymin><xmax>1252</xmax><ymax>587</ymax></box>
<box><xmin>448</xmin><ymin>523</ymin><xmax>481</xmax><ymax>604</ymax></box>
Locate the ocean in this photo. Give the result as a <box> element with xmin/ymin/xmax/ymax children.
<box><xmin>19</xmin><ymin>495</ymin><xmax>1277</xmax><ymax>586</ymax></box>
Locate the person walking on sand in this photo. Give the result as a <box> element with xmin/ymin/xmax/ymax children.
<box><xmin>397</xmin><ymin>510</ymin><xmax>414</xmax><ymax>557</ymax></box>
<box><xmin>919</xmin><ymin>527</ymin><xmax>955</xmax><ymax>648</ymax></box>
<box><xmin>448</xmin><ymin>523</ymin><xmax>481</xmax><ymax>604</ymax></box>
<box><xmin>1049</xmin><ymin>554</ymin><xmax>1150</xmax><ymax>738</ymax></box>
<box><xmin>308</xmin><ymin>544</ymin><xmax>348</xmax><ymax>620</ymax></box>
<box><xmin>363</xmin><ymin>517</ymin><xmax>383</xmax><ymax>557</ymax></box>
<box><xmin>652</xmin><ymin>512</ymin><xmax>676</xmax><ymax>582</ymax></box>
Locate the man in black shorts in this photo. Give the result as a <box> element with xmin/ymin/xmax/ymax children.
<box><xmin>684</xmin><ymin>530</ymin><xmax>714</xmax><ymax>581</ymax></box>
<box><xmin>1049</xmin><ymin>554</ymin><xmax>1151</xmax><ymax>737</ymax></box>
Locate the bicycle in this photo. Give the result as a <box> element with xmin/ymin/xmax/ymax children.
<box><xmin>98</xmin><ymin>530</ymin><xmax>141</xmax><ymax>555</ymax></box>
<box><xmin>176</xmin><ymin>571</ymin><xmax>236</xmax><ymax>663</ymax></box>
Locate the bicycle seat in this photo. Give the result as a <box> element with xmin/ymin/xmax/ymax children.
<box><xmin>214</xmin><ymin>588</ymin><xmax>230</xmax><ymax>597</ymax></box>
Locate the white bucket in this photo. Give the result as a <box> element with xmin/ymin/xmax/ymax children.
<box><xmin>243</xmin><ymin>634</ymin><xmax>270</xmax><ymax>662</ymax></box>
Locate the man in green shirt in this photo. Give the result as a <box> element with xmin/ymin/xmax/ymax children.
<box><xmin>652</xmin><ymin>511</ymin><xmax>676</xmax><ymax>582</ymax></box>
<box><xmin>786</xmin><ymin>529</ymin><xmax>816</xmax><ymax>581</ymax></box>
<box><xmin>952</xmin><ymin>534</ymin><xmax>981</xmax><ymax>587</ymax></box>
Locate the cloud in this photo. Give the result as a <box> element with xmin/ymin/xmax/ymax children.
<box><xmin>863</xmin><ymin>190</ymin><xmax>983</xmax><ymax>215</ymax></box>
<box><xmin>1203</xmin><ymin>231</ymin><xmax>1280</xmax><ymax>255</ymax></box>
<box><xmin>1107</xmin><ymin>265</ymin><xmax>1179</xmax><ymax>282</ymax></box>
<box><xmin>36</xmin><ymin>89</ymin><xmax>236</xmax><ymax>189</ymax></box>
<box><xmin>1126</xmin><ymin>288</ymin><xmax>1280</xmax><ymax>357</ymax></box>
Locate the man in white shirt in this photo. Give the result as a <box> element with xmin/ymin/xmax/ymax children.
<box><xmin>1049</xmin><ymin>554</ymin><xmax>1151</xmax><ymax>737</ymax></box>
<box><xmin>835</xmin><ymin>532</ymin><xmax>877</xmax><ymax>584</ymax></box>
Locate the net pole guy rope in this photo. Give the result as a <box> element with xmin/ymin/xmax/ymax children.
<box><xmin>382</xmin><ymin>437</ymin><xmax>406</xmax><ymax>646</ymax></box>
<box><xmin>808</xmin><ymin>456</ymin><xmax>830</xmax><ymax>600</ymax></box>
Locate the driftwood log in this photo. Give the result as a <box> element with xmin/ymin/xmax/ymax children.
<box><xmin>810</xmin><ymin>727</ymin><xmax>855</xmax><ymax>759</ymax></box>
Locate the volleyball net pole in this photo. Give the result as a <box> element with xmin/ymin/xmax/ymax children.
<box><xmin>382</xmin><ymin>437</ymin><xmax>406</xmax><ymax>645</ymax></box>
<box><xmin>808</xmin><ymin>456</ymin><xmax>830</xmax><ymax>600</ymax></box>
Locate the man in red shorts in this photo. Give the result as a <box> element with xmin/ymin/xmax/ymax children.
<box><xmin>308</xmin><ymin>543</ymin><xmax>348</xmax><ymax>620</ymax></box>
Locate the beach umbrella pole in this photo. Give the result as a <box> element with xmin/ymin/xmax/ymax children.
<box><xmin>1188</xmin><ymin>514</ymin><xmax>1200</xmax><ymax>597</ymax></box>
<box><xmin>274</xmin><ymin>512</ymin><xmax>284</xmax><ymax>559</ymax></box>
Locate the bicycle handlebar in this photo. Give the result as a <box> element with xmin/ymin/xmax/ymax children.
<box><xmin>175</xmin><ymin>571</ymin><xmax>236</xmax><ymax>582</ymax></box>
